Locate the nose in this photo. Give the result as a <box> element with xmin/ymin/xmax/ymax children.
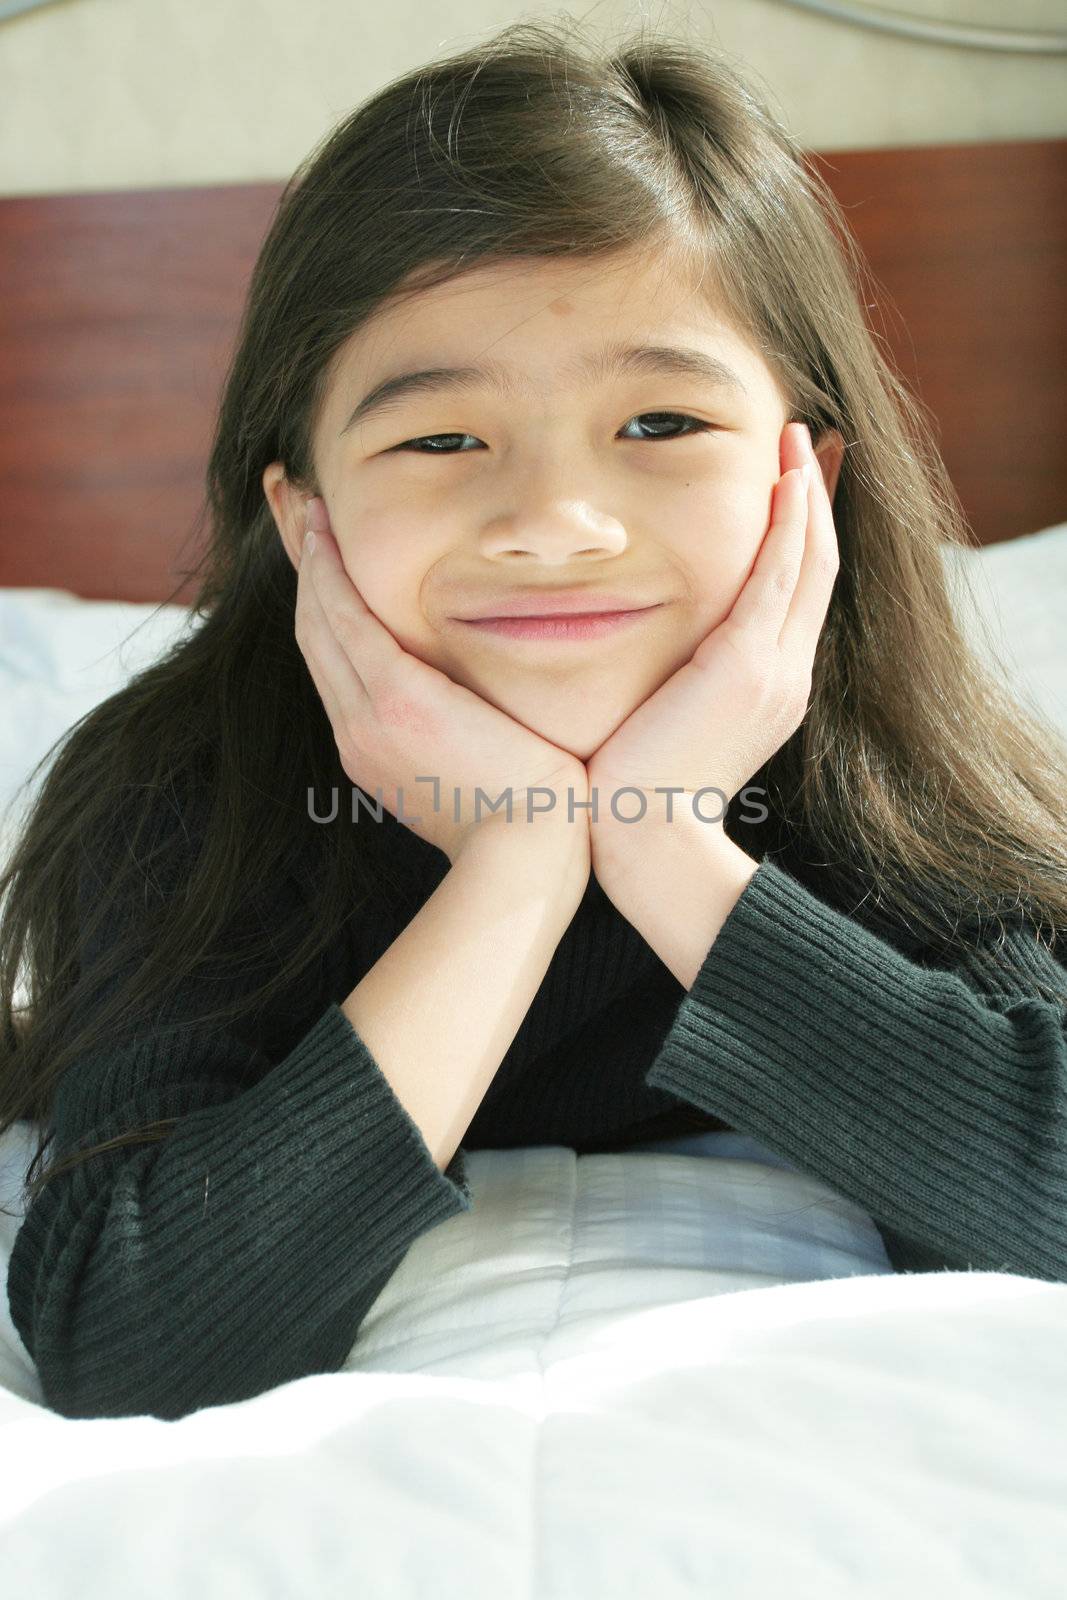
<box><xmin>477</xmin><ymin>500</ymin><xmax>628</xmax><ymax>562</ymax></box>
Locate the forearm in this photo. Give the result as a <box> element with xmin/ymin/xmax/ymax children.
<box><xmin>342</xmin><ymin>816</ymin><xmax>590</xmax><ymax>1173</ymax></box>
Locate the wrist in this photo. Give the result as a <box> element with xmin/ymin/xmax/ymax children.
<box><xmin>591</xmin><ymin>805</ymin><xmax>748</xmax><ymax>905</ymax></box>
<box><xmin>459</xmin><ymin>806</ymin><xmax>590</xmax><ymax>884</ymax></box>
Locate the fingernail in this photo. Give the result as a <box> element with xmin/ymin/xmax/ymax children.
<box><xmin>305</xmin><ymin>496</ymin><xmax>329</xmax><ymax>534</ymax></box>
<box><xmin>303</xmin><ymin>529</ymin><xmax>316</xmax><ymax>559</ymax></box>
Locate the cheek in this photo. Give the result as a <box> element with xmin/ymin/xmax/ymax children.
<box><xmin>670</xmin><ymin>483</ymin><xmax>768</xmax><ymax>629</ymax></box>
<box><xmin>334</xmin><ymin>538</ymin><xmax>434</xmax><ymax>657</ymax></box>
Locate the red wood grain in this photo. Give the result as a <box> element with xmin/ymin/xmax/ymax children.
<box><xmin>0</xmin><ymin>141</ymin><xmax>1064</xmax><ymax>603</ymax></box>
<box><xmin>807</xmin><ymin>140</ymin><xmax>1066</xmax><ymax>553</ymax></box>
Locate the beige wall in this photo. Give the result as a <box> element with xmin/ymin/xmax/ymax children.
<box><xmin>1</xmin><ymin>0</ymin><xmax>1065</xmax><ymax>198</ymax></box>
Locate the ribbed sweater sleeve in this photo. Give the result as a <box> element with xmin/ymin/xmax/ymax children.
<box><xmin>7</xmin><ymin>1007</ymin><xmax>472</xmax><ymax>1423</ymax></box>
<box><xmin>643</xmin><ymin>856</ymin><xmax>1067</xmax><ymax>1283</ymax></box>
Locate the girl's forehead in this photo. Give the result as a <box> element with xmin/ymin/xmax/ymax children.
<box><xmin>336</xmin><ymin>255</ymin><xmax>762</xmax><ymax>392</ymax></box>
<box><xmin>313</xmin><ymin>241</ymin><xmax>796</xmax><ymax>443</ymax></box>
<box><xmin>379</xmin><ymin>247</ymin><xmax>728</xmax><ymax>325</ymax></box>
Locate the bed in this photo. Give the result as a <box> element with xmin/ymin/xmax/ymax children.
<box><xmin>1</xmin><ymin>137</ymin><xmax>1066</xmax><ymax>1597</ymax></box>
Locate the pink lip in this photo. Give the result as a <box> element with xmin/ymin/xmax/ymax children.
<box><xmin>455</xmin><ymin>592</ymin><xmax>659</xmax><ymax>619</ymax></box>
<box><xmin>457</xmin><ymin>607</ymin><xmax>661</xmax><ymax>641</ymax></box>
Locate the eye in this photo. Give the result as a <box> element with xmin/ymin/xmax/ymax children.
<box><xmin>389</xmin><ymin>412</ymin><xmax>714</xmax><ymax>454</ymax></box>
<box><xmin>620</xmin><ymin>412</ymin><xmax>714</xmax><ymax>443</ymax></box>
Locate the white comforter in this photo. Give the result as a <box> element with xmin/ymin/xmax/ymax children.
<box><xmin>1</xmin><ymin>1126</ymin><xmax>1064</xmax><ymax>1597</ymax></box>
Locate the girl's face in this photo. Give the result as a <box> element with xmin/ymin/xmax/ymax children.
<box><xmin>264</xmin><ymin>248</ymin><xmax>842</xmax><ymax>760</ymax></box>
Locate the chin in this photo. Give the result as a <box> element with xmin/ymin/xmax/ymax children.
<box><xmin>513</xmin><ymin>714</ymin><xmax>613</xmax><ymax>765</ymax></box>
<box><xmin>439</xmin><ymin>662</ymin><xmax>628</xmax><ymax>756</ymax></box>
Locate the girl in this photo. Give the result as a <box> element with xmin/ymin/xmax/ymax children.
<box><xmin>2</xmin><ymin>17</ymin><xmax>1066</xmax><ymax>1423</ymax></box>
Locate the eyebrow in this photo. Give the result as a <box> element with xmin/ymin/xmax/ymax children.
<box><xmin>339</xmin><ymin>343</ymin><xmax>750</xmax><ymax>435</ymax></box>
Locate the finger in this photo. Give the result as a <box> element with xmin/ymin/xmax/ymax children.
<box><xmin>778</xmin><ymin>455</ymin><xmax>840</xmax><ymax>656</ymax></box>
<box><xmin>296</xmin><ymin>534</ymin><xmax>371</xmax><ymax>732</ymax></box>
<box><xmin>723</xmin><ymin>466</ymin><xmax>808</xmax><ymax>641</ymax></box>
<box><xmin>305</xmin><ymin>524</ymin><xmax>403</xmax><ymax>700</ymax></box>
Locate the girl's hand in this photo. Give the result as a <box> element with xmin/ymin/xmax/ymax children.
<box><xmin>586</xmin><ymin>421</ymin><xmax>839</xmax><ymax>857</ymax></box>
<box><xmin>296</xmin><ymin>499</ymin><xmax>589</xmax><ymax>866</ymax></box>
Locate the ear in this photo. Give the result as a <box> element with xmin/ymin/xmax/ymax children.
<box><xmin>812</xmin><ymin>428</ymin><xmax>846</xmax><ymax>504</ymax></box>
<box><xmin>262</xmin><ymin>461</ymin><xmax>310</xmax><ymax>574</ymax></box>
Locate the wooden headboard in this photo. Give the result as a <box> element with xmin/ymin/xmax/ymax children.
<box><xmin>1</xmin><ymin>138</ymin><xmax>1064</xmax><ymax>605</ymax></box>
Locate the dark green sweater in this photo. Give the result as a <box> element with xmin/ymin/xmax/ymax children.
<box><xmin>8</xmin><ymin>806</ymin><xmax>1067</xmax><ymax>1421</ymax></box>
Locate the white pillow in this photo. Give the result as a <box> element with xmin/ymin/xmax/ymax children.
<box><xmin>941</xmin><ymin>520</ymin><xmax>1067</xmax><ymax>744</ymax></box>
<box><xmin>0</xmin><ymin>588</ymin><xmax>196</xmax><ymax>866</ymax></box>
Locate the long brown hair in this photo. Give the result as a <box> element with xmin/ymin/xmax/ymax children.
<box><xmin>3</xmin><ymin>13</ymin><xmax>1066</xmax><ymax>1216</ymax></box>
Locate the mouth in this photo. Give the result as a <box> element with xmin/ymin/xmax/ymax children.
<box><xmin>454</xmin><ymin>605</ymin><xmax>663</xmax><ymax>642</ymax></box>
